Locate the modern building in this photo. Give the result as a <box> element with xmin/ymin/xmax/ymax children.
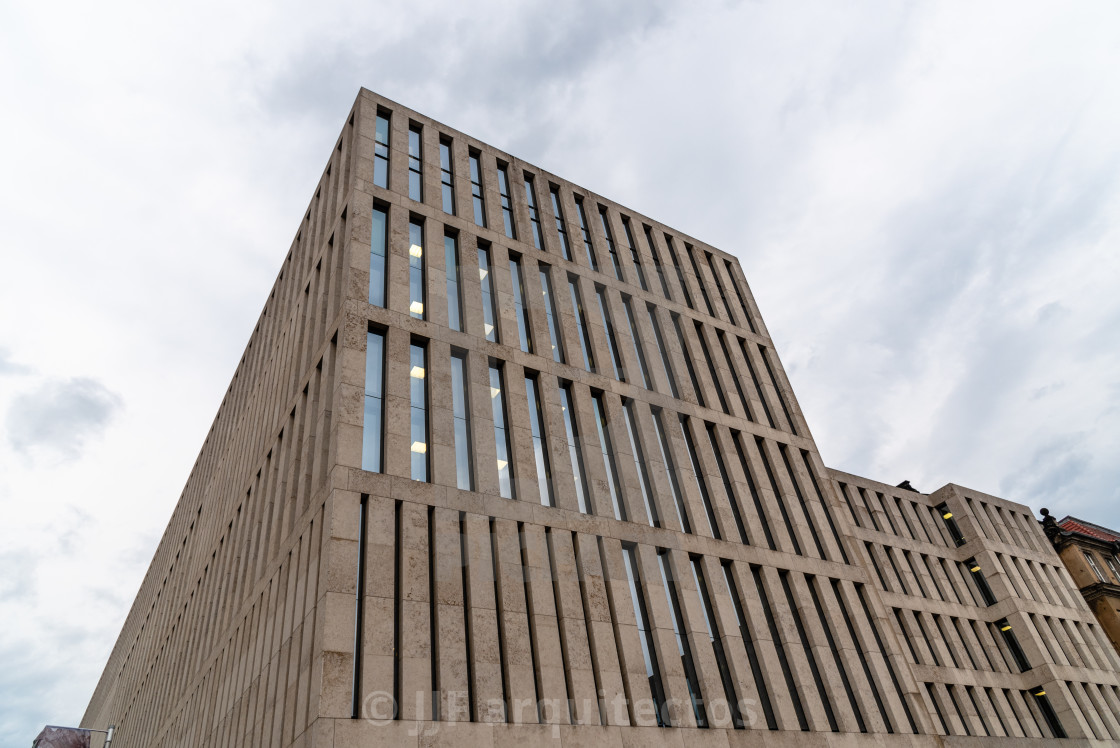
<box><xmin>80</xmin><ymin>89</ymin><xmax>1120</xmax><ymax>747</ymax></box>
<box><xmin>1040</xmin><ymin>512</ymin><xmax>1120</xmax><ymax>657</ymax></box>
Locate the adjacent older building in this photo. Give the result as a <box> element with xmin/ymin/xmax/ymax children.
<box><xmin>1040</xmin><ymin>512</ymin><xmax>1120</xmax><ymax>658</ymax></box>
<box><xmin>80</xmin><ymin>89</ymin><xmax>1120</xmax><ymax>747</ymax></box>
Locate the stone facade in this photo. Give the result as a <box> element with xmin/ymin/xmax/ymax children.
<box><xmin>80</xmin><ymin>89</ymin><xmax>1120</xmax><ymax>747</ymax></box>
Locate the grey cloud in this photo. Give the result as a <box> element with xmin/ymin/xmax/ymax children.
<box><xmin>6</xmin><ymin>378</ymin><xmax>123</xmax><ymax>460</ymax></box>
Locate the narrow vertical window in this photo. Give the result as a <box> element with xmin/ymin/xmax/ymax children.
<box><xmin>685</xmin><ymin>243</ymin><xmax>715</xmax><ymax>316</ymax></box>
<box><xmin>622</xmin><ymin>545</ymin><xmax>668</xmax><ymax>726</ymax></box>
<box><xmin>680</xmin><ymin>416</ymin><xmax>720</xmax><ymax>539</ymax></box>
<box><xmin>568</xmin><ymin>277</ymin><xmax>595</xmax><ymax>372</ymax></box>
<box><xmin>717</xmin><ymin>331</ymin><xmax>751</xmax><ymax>419</ymax></box>
<box><xmin>524</xmin><ymin>174</ymin><xmax>543</xmax><ymax>249</ymax></box>
<box><xmin>759</xmin><ymin>344</ymin><xmax>797</xmax><ymax>434</ymax></box>
<box><xmin>780</xmin><ymin>571</ymin><xmax>838</xmax><ymax>731</ymax></box>
<box><xmin>658</xmin><ymin>551</ymin><xmax>708</xmax><ymax>727</ymax></box>
<box><xmin>510</xmin><ymin>255</ymin><xmax>532</xmax><ymax>353</ymax></box>
<box><xmin>408</xmin><ymin>219</ymin><xmax>425</xmax><ymax>319</ymax></box>
<box><xmin>695</xmin><ymin>322</ymin><xmax>729</xmax><ymax>414</ymax></box>
<box><xmin>478</xmin><ymin>244</ymin><xmax>498</xmax><ymax>342</ymax></box>
<box><xmin>623</xmin><ymin>401</ymin><xmax>658</xmax><ymax>526</ymax></box>
<box><xmin>937</xmin><ymin>503</ymin><xmax>966</xmax><ymax>546</ymax></box>
<box><xmin>362</xmin><ymin>330</ymin><xmax>385</xmax><ymax>472</ymax></box>
<box><xmin>725</xmin><ymin>259</ymin><xmax>755</xmax><ymax>332</ymax></box>
<box><xmin>622</xmin><ymin>297</ymin><xmax>651</xmax><ymax>389</ymax></box>
<box><xmin>444</xmin><ymin>233</ymin><xmax>462</xmax><ymax>332</ymax></box>
<box><xmin>645</xmin><ymin>225</ymin><xmax>672</xmax><ymax>300</ymax></box>
<box><xmin>690</xmin><ymin>558</ymin><xmax>743</xmax><ymax>728</ymax></box>
<box><xmin>497</xmin><ymin>164</ymin><xmax>515</xmax><ymax>239</ymax></box>
<box><xmin>592</xmin><ymin>393</ymin><xmax>626</xmax><ymax>521</ymax></box>
<box><xmin>731</xmin><ymin>432</ymin><xmax>776</xmax><ymax>550</ymax></box>
<box><xmin>672</xmin><ymin>314</ymin><xmax>705</xmax><ymax>408</ymax></box>
<box><xmin>996</xmin><ymin>619</ymin><xmax>1031</xmax><ymax>672</ymax></box>
<box><xmin>753</xmin><ymin>565</ymin><xmax>809</xmax><ymax>730</ymax></box>
<box><xmin>740</xmin><ymin>338</ymin><xmax>775</xmax><ymax>428</ymax></box>
<box><xmin>559</xmin><ymin>383</ymin><xmax>590</xmax><ymax>514</ymax></box>
<box><xmin>489</xmin><ymin>363</ymin><xmax>514</xmax><ymax>499</ymax></box>
<box><xmin>596</xmin><ymin>287</ymin><xmax>625</xmax><ymax>381</ymax></box>
<box><xmin>647</xmin><ymin>305</ymin><xmax>679</xmax><ymax>397</ymax></box>
<box><xmin>1030</xmin><ymin>688</ymin><xmax>1067</xmax><ymax>738</ymax></box>
<box><xmin>599</xmin><ymin>206</ymin><xmax>623</xmax><ymax>280</ymax></box>
<box><xmin>806</xmin><ymin>577</ymin><xmax>865</xmax><ymax>732</ymax></box>
<box><xmin>525</xmin><ymin>374</ymin><xmax>553</xmax><ymax>506</ymax></box>
<box><xmin>652</xmin><ymin>408</ymin><xmax>690</xmax><ymax>533</ymax></box>
<box><xmin>707</xmin><ymin>252</ymin><xmax>736</xmax><ymax>323</ymax></box>
<box><xmin>706</xmin><ymin>423</ymin><xmax>748</xmax><ymax>544</ymax></box>
<box><xmin>539</xmin><ymin>266</ymin><xmax>565</xmax><ymax>363</ymax></box>
<box><xmin>373</xmin><ymin>111</ymin><xmax>390</xmax><ymax>189</ymax></box>
<box><xmin>721</xmin><ymin>562</ymin><xmax>776</xmax><ymax>729</ymax></box>
<box><xmin>369</xmin><ymin>204</ymin><xmax>387</xmax><ymax>307</ymax></box>
<box><xmin>469</xmin><ymin>150</ymin><xmax>486</xmax><ymax>227</ymax></box>
<box><xmin>575</xmin><ymin>197</ymin><xmax>598</xmax><ymax>271</ymax></box>
<box><xmin>549</xmin><ymin>186</ymin><xmax>572</xmax><ymax>261</ymax></box>
<box><xmin>439</xmin><ymin>137</ymin><xmax>455</xmax><ymax>214</ymax></box>
<box><xmin>664</xmin><ymin>234</ymin><xmax>694</xmax><ymax>309</ymax></box>
<box><xmin>407</xmin><ymin>125</ymin><xmax>422</xmax><ymax>202</ymax></box>
<box><xmin>409</xmin><ymin>342</ymin><xmax>429</xmax><ymax>482</ymax></box>
<box><xmin>621</xmin><ymin>217</ymin><xmax>648</xmax><ymax>290</ymax></box>
<box><xmin>450</xmin><ymin>351</ymin><xmax>473</xmax><ymax>490</ymax></box>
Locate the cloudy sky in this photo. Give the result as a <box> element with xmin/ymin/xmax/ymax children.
<box><xmin>2</xmin><ymin>0</ymin><xmax>1119</xmax><ymax>741</ymax></box>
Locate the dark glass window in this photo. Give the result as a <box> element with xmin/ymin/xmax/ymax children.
<box><xmin>408</xmin><ymin>220</ymin><xmax>425</xmax><ymax>319</ymax></box>
<box><xmin>680</xmin><ymin>416</ymin><xmax>720</xmax><ymax>539</ymax></box>
<box><xmin>672</xmin><ymin>314</ymin><xmax>705</xmax><ymax>408</ymax></box>
<box><xmin>596</xmin><ymin>287</ymin><xmax>624</xmax><ymax>381</ymax></box>
<box><xmin>575</xmin><ymin>197</ymin><xmax>598</xmax><ymax>271</ymax></box>
<box><xmin>997</xmin><ymin>619</ymin><xmax>1031</xmax><ymax>672</ymax></box>
<box><xmin>651</xmin><ymin>408</ymin><xmax>690</xmax><ymax>533</ymax></box>
<box><xmin>689</xmin><ymin>558</ymin><xmax>742</xmax><ymax>728</ymax></box>
<box><xmin>549</xmin><ymin>186</ymin><xmax>571</xmax><ymax>261</ymax></box>
<box><xmin>497</xmin><ymin>164</ymin><xmax>515</xmax><ymax>239</ymax></box>
<box><xmin>444</xmin><ymin>233</ymin><xmax>462</xmax><ymax>332</ymax></box>
<box><xmin>559</xmin><ymin>383</ymin><xmax>590</xmax><ymax>514</ymax></box>
<box><xmin>599</xmin><ymin>206</ymin><xmax>623</xmax><ymax>280</ymax></box>
<box><xmin>369</xmin><ymin>204</ymin><xmax>387</xmax><ymax>307</ymax></box>
<box><xmin>524</xmin><ymin>175</ymin><xmax>543</xmax><ymax>249</ymax></box>
<box><xmin>510</xmin><ymin>255</ymin><xmax>532</xmax><ymax>353</ymax></box>
<box><xmin>657</xmin><ymin>551</ymin><xmax>708</xmax><ymax>727</ymax></box>
<box><xmin>539</xmin><ymin>266</ymin><xmax>564</xmax><ymax>363</ymax></box>
<box><xmin>362</xmin><ymin>330</ymin><xmax>385</xmax><ymax>472</ymax></box>
<box><xmin>707</xmin><ymin>251</ymin><xmax>736</xmax><ymax>324</ymax></box>
<box><xmin>621</xmin><ymin>217</ymin><xmax>648</xmax><ymax>290</ymax></box>
<box><xmin>622</xmin><ymin>401</ymin><xmax>657</xmax><ymax>527</ymax></box>
<box><xmin>489</xmin><ymin>363</ymin><xmax>514</xmax><ymax>499</ymax></box>
<box><xmin>478</xmin><ymin>244</ymin><xmax>498</xmax><ymax>342</ymax></box>
<box><xmin>622</xmin><ymin>546</ymin><xmax>668</xmax><ymax>726</ymax></box>
<box><xmin>721</xmin><ymin>561</ymin><xmax>776</xmax><ymax>729</ymax></box>
<box><xmin>695</xmin><ymin>322</ymin><xmax>729</xmax><ymax>414</ymax></box>
<box><xmin>592</xmin><ymin>393</ymin><xmax>626</xmax><ymax>521</ymax></box>
<box><xmin>663</xmin><ymin>234</ymin><xmax>693</xmax><ymax>309</ymax></box>
<box><xmin>622</xmin><ymin>297</ymin><xmax>651</xmax><ymax>389</ymax></box>
<box><xmin>706</xmin><ymin>423</ymin><xmax>748</xmax><ymax>544</ymax></box>
<box><xmin>684</xmin><ymin>243</ymin><xmax>715</xmax><ymax>316</ymax></box>
<box><xmin>937</xmin><ymin>503</ymin><xmax>966</xmax><ymax>546</ymax></box>
<box><xmin>407</xmin><ymin>125</ymin><xmax>422</xmax><ymax>201</ymax></box>
<box><xmin>469</xmin><ymin>151</ymin><xmax>486</xmax><ymax>227</ymax></box>
<box><xmin>409</xmin><ymin>342</ymin><xmax>429</xmax><ymax>481</ymax></box>
<box><xmin>525</xmin><ymin>374</ymin><xmax>553</xmax><ymax>506</ymax></box>
<box><xmin>450</xmin><ymin>351</ymin><xmax>473</xmax><ymax>490</ymax></box>
<box><xmin>569</xmin><ymin>277</ymin><xmax>595</xmax><ymax>373</ymax></box>
<box><xmin>373</xmin><ymin>112</ymin><xmax>390</xmax><ymax>188</ymax></box>
<box><xmin>439</xmin><ymin>138</ymin><xmax>455</xmax><ymax>214</ymax></box>
<box><xmin>645</xmin><ymin>224</ymin><xmax>672</xmax><ymax>300</ymax></box>
<box><xmin>647</xmin><ymin>305</ymin><xmax>678</xmax><ymax>397</ymax></box>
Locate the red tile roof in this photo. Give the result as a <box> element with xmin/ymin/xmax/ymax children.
<box><xmin>1056</xmin><ymin>516</ymin><xmax>1120</xmax><ymax>543</ymax></box>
